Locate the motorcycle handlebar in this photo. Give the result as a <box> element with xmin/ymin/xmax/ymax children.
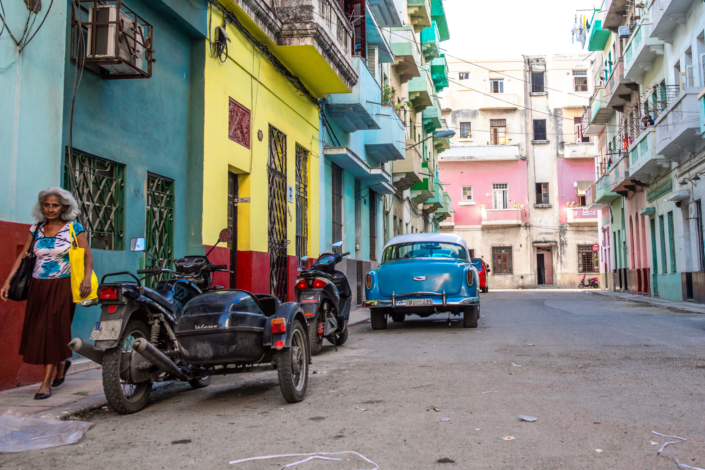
<box><xmin>341</xmin><ymin>252</ymin><xmax>351</xmax><ymax>257</ymax></box>
<box><xmin>211</xmin><ymin>265</ymin><xmax>227</xmax><ymax>270</ymax></box>
<box><xmin>137</xmin><ymin>269</ymin><xmax>160</xmax><ymax>274</ymax></box>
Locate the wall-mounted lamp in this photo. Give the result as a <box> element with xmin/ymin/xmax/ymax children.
<box><xmin>680</xmin><ymin>179</ymin><xmax>688</xmax><ymax>186</ymax></box>
<box><xmin>693</xmin><ymin>175</ymin><xmax>701</xmax><ymax>182</ymax></box>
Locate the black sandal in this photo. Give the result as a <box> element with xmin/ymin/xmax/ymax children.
<box><xmin>34</xmin><ymin>389</ymin><xmax>52</xmax><ymax>400</ymax></box>
<box><xmin>51</xmin><ymin>360</ymin><xmax>71</xmax><ymax>387</ymax></box>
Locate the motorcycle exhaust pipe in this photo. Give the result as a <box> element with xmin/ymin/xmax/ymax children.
<box><xmin>68</xmin><ymin>338</ymin><xmax>104</xmax><ymax>365</ymax></box>
<box><xmin>132</xmin><ymin>338</ymin><xmax>190</xmax><ymax>382</ymax></box>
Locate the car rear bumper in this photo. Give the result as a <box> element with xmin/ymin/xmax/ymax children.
<box><xmin>363</xmin><ymin>295</ymin><xmax>479</xmax><ymax>309</ymax></box>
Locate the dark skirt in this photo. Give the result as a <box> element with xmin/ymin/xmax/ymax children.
<box><xmin>19</xmin><ymin>277</ymin><xmax>76</xmax><ymax>365</ymax></box>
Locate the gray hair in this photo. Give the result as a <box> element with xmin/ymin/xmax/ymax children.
<box><xmin>32</xmin><ymin>187</ymin><xmax>81</xmax><ymax>222</ymax></box>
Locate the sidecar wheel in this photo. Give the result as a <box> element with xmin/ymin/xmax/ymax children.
<box><xmin>276</xmin><ymin>321</ymin><xmax>309</xmax><ymax>403</ymax></box>
<box><xmin>102</xmin><ymin>320</ymin><xmax>153</xmax><ymax>415</ymax></box>
<box><xmin>189</xmin><ymin>376</ymin><xmax>211</xmax><ymax>389</ymax></box>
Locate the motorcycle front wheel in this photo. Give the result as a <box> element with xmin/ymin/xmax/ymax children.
<box><xmin>102</xmin><ymin>319</ymin><xmax>153</xmax><ymax>415</ymax></box>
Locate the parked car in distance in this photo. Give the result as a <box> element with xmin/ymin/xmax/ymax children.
<box><xmin>363</xmin><ymin>233</ymin><xmax>480</xmax><ymax>330</ymax></box>
<box><xmin>471</xmin><ymin>258</ymin><xmax>490</xmax><ymax>293</ymax></box>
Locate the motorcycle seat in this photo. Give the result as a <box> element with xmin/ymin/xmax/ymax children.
<box><xmin>254</xmin><ymin>294</ymin><xmax>281</xmax><ymax>317</ymax></box>
<box><xmin>143</xmin><ymin>286</ymin><xmax>174</xmax><ymax>311</ymax></box>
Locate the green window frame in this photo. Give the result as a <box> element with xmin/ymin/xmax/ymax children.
<box><xmin>145</xmin><ymin>173</ymin><xmax>175</xmax><ymax>282</ymax></box>
<box><xmin>659</xmin><ymin>215</ymin><xmax>667</xmax><ymax>273</ymax></box>
<box><xmin>668</xmin><ymin>211</ymin><xmax>676</xmax><ymax>273</ymax></box>
<box><xmin>63</xmin><ymin>148</ymin><xmax>125</xmax><ymax>250</ymax></box>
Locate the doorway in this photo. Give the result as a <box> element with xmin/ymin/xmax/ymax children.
<box><xmin>650</xmin><ymin>218</ymin><xmax>659</xmax><ymax>297</ymax></box>
<box><xmin>228</xmin><ymin>172</ymin><xmax>239</xmax><ymax>288</ymax></box>
<box><xmin>537</xmin><ymin>248</ymin><xmax>553</xmax><ymax>285</ymax></box>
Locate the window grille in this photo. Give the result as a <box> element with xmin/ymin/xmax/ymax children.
<box><xmin>460</xmin><ymin>122</ymin><xmax>471</xmax><ymax>138</ymax></box>
<box><xmin>295</xmin><ymin>144</ymin><xmax>309</xmax><ymax>268</ymax></box>
<box><xmin>332</xmin><ymin>164</ymin><xmax>344</xmax><ymax>244</ymax></box>
<box><xmin>63</xmin><ymin>148</ymin><xmax>125</xmax><ymax>250</ymax></box>
<box><xmin>536</xmin><ymin>183</ymin><xmax>549</xmax><ymax>204</ymax></box>
<box><xmin>369</xmin><ymin>189</ymin><xmax>377</xmax><ymax>261</ymax></box>
<box><xmin>533</xmin><ymin>119</ymin><xmax>547</xmax><ymax>140</ymax></box>
<box><xmin>145</xmin><ymin>173</ymin><xmax>174</xmax><ymax>287</ymax></box>
<box><xmin>578</xmin><ymin>245</ymin><xmax>598</xmax><ymax>273</ymax></box>
<box><xmin>492</xmin><ymin>246</ymin><xmax>512</xmax><ymax>274</ymax></box>
<box><xmin>268</xmin><ymin>126</ymin><xmax>288</xmax><ymax>301</ymax></box>
<box><xmin>459</xmin><ymin>72</ymin><xmax>469</xmax><ymax>80</ymax></box>
<box><xmin>531</xmin><ymin>72</ymin><xmax>545</xmax><ymax>93</ymax></box>
<box><xmin>573</xmin><ymin>70</ymin><xmax>587</xmax><ymax>76</ymax></box>
<box><xmin>659</xmin><ymin>215</ymin><xmax>667</xmax><ymax>273</ymax></box>
<box><xmin>462</xmin><ymin>186</ymin><xmax>473</xmax><ymax>201</ymax></box>
<box><xmin>668</xmin><ymin>211</ymin><xmax>676</xmax><ymax>273</ymax></box>
<box><xmin>574</xmin><ymin>76</ymin><xmax>588</xmax><ymax>92</ymax></box>
<box><xmin>490</xmin><ymin>79</ymin><xmax>504</xmax><ymax>93</ymax></box>
<box><xmin>492</xmin><ymin>183</ymin><xmax>508</xmax><ymax>209</ymax></box>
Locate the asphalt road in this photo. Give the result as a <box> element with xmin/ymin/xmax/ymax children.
<box><xmin>3</xmin><ymin>291</ymin><xmax>705</xmax><ymax>469</ymax></box>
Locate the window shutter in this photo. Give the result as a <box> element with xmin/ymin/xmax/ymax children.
<box><xmin>368</xmin><ymin>46</ymin><xmax>377</xmax><ymax>79</ymax></box>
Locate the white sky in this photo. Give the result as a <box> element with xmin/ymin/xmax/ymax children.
<box><xmin>442</xmin><ymin>0</ymin><xmax>599</xmax><ymax>60</ymax></box>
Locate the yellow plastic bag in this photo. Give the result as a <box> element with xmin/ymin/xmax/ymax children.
<box><xmin>69</xmin><ymin>223</ymin><xmax>98</xmax><ymax>303</ymax></box>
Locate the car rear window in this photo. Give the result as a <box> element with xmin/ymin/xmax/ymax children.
<box><xmin>471</xmin><ymin>259</ymin><xmax>484</xmax><ymax>269</ymax></box>
<box><xmin>382</xmin><ymin>242</ymin><xmax>468</xmax><ymax>264</ymax></box>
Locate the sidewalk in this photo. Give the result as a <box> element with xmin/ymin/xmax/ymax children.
<box><xmin>591</xmin><ymin>289</ymin><xmax>705</xmax><ymax>314</ymax></box>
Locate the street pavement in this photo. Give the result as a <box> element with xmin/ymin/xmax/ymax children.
<box><xmin>2</xmin><ymin>290</ymin><xmax>705</xmax><ymax>469</ymax></box>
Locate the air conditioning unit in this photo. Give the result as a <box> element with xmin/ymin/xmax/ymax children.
<box><xmin>86</xmin><ymin>5</ymin><xmax>145</xmax><ymax>74</ymax></box>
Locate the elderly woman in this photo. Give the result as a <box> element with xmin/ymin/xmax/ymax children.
<box><xmin>1</xmin><ymin>187</ymin><xmax>94</xmax><ymax>399</ymax></box>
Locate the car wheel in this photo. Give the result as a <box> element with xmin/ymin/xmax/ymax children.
<box><xmin>370</xmin><ymin>310</ymin><xmax>387</xmax><ymax>330</ymax></box>
<box><xmin>391</xmin><ymin>313</ymin><xmax>405</xmax><ymax>323</ymax></box>
<box><xmin>463</xmin><ymin>306</ymin><xmax>478</xmax><ymax>329</ymax></box>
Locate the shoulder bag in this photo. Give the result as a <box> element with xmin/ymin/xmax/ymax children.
<box><xmin>69</xmin><ymin>222</ymin><xmax>98</xmax><ymax>303</ymax></box>
<box><xmin>7</xmin><ymin>223</ymin><xmax>43</xmax><ymax>301</ymax></box>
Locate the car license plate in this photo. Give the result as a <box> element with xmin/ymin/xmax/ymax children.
<box><xmin>89</xmin><ymin>320</ymin><xmax>122</xmax><ymax>341</ymax></box>
<box><xmin>406</xmin><ymin>299</ymin><xmax>433</xmax><ymax>307</ymax></box>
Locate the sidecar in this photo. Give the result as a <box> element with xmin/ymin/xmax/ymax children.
<box><xmin>175</xmin><ymin>290</ymin><xmax>310</xmax><ymax>403</ymax></box>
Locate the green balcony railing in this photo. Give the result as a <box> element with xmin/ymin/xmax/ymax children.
<box><xmin>430</xmin><ymin>54</ymin><xmax>449</xmax><ymax>92</ymax></box>
<box><xmin>420</xmin><ymin>21</ymin><xmax>441</xmax><ymax>62</ymax></box>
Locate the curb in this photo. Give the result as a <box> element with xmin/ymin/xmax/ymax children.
<box><xmin>591</xmin><ymin>290</ymin><xmax>705</xmax><ymax>315</ymax></box>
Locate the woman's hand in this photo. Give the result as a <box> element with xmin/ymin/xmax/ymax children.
<box><xmin>80</xmin><ymin>277</ymin><xmax>92</xmax><ymax>298</ymax></box>
<box><xmin>1</xmin><ymin>283</ymin><xmax>9</xmax><ymax>302</ymax></box>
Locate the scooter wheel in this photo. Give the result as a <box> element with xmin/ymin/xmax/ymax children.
<box><xmin>578</xmin><ymin>284</ymin><xmax>584</xmax><ymax>289</ymax></box>
<box><xmin>330</xmin><ymin>326</ymin><xmax>348</xmax><ymax>346</ymax></box>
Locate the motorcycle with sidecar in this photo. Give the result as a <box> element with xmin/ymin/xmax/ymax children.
<box><xmin>70</xmin><ymin>229</ymin><xmax>310</xmax><ymax>414</ymax></box>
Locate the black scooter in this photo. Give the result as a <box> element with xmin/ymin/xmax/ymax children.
<box><xmin>295</xmin><ymin>242</ymin><xmax>352</xmax><ymax>355</ymax></box>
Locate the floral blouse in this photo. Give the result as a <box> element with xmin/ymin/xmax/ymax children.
<box><xmin>29</xmin><ymin>222</ymin><xmax>85</xmax><ymax>279</ymax></box>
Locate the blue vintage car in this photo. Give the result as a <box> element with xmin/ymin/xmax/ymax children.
<box><xmin>363</xmin><ymin>233</ymin><xmax>480</xmax><ymax>329</ymax></box>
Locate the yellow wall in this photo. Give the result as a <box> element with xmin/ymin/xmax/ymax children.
<box><xmin>202</xmin><ymin>7</ymin><xmax>320</xmax><ymax>258</ymax></box>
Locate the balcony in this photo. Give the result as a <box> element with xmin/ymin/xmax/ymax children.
<box><xmin>430</xmin><ymin>54</ymin><xmax>449</xmax><ymax>92</ymax></box>
<box><xmin>411</xmin><ymin>171</ymin><xmax>436</xmax><ymax>205</ymax></box>
<box><xmin>408</xmin><ymin>76</ymin><xmax>433</xmax><ymax>111</ymax></box>
<box><xmin>434</xmin><ymin>120</ymin><xmax>451</xmax><ymax>155</ymax></box>
<box><xmin>477</xmin><ymin>93</ymin><xmax>520</xmax><ymax>110</ymax></box>
<box><xmin>604</xmin><ymin>59</ymin><xmax>638</xmax><ymax>110</ymax></box>
<box><xmin>609</xmin><ymin>154</ymin><xmax>643</xmax><ymax>195</ymax></box>
<box><xmin>393</xmin><ymin>139</ymin><xmax>423</xmax><ymax>191</ymax></box>
<box><xmin>655</xmin><ymin>89</ymin><xmax>703</xmax><ymax>161</ymax></box>
<box><xmin>565</xmin><ymin>142</ymin><xmax>599</xmax><ymax>159</ymax></box>
<box><xmin>368</xmin><ymin>0</ymin><xmax>403</xmax><ymax>27</ymax></box>
<box><xmin>365</xmin><ymin>106</ymin><xmax>405</xmax><ymax>164</ymax></box>
<box><xmin>388</xmin><ymin>25</ymin><xmax>422</xmax><ymax>84</ymax></box>
<box><xmin>326</xmin><ymin>57</ymin><xmax>380</xmax><ymax>132</ymax></box>
<box><xmin>624</xmin><ymin>20</ymin><xmax>665</xmax><ymax>82</ymax></box>
<box><xmin>439</xmin><ymin>145</ymin><xmax>521</xmax><ymax>161</ymax></box>
<box><xmin>595</xmin><ymin>174</ymin><xmax>620</xmax><ymax>203</ymax></box>
<box><xmin>436</xmin><ymin>192</ymin><xmax>452</xmax><ymax>222</ymax></box>
<box><xmin>587</xmin><ymin>14</ymin><xmax>611</xmax><ymax>52</ymax></box>
<box><xmin>323</xmin><ymin>146</ymin><xmax>394</xmax><ymax>194</ymax></box>
<box><xmin>422</xmin><ymin>178</ymin><xmax>444</xmax><ymax>213</ymax></box>
<box><xmin>407</xmin><ymin>0</ymin><xmax>432</xmax><ymax>32</ymax></box>
<box><xmin>422</xmin><ymin>96</ymin><xmax>442</xmax><ymax>133</ymax></box>
<box><xmin>629</xmin><ymin>127</ymin><xmax>670</xmax><ymax>182</ymax></box>
<box><xmin>420</xmin><ymin>21</ymin><xmax>441</xmax><ymax>62</ymax></box>
<box><xmin>584</xmin><ymin>88</ymin><xmax>613</xmax><ymax>135</ymax></box>
<box><xmin>567</xmin><ymin>207</ymin><xmax>598</xmax><ymax>224</ymax></box>
<box><xmin>481</xmin><ymin>208</ymin><xmax>522</xmax><ymax>227</ymax></box>
<box><xmin>700</xmin><ymin>89</ymin><xmax>705</xmax><ymax>135</ymax></box>
<box><xmin>431</xmin><ymin>0</ymin><xmax>450</xmax><ymax>41</ymax></box>
<box><xmin>586</xmin><ymin>181</ymin><xmax>597</xmax><ymax>206</ymax></box>
<box><xmin>650</xmin><ymin>0</ymin><xmax>693</xmax><ymax>44</ymax></box>
<box><xmin>602</xmin><ymin>0</ymin><xmax>629</xmax><ymax>30</ymax></box>
<box><xmin>274</xmin><ymin>0</ymin><xmax>357</xmax><ymax>95</ymax></box>
<box><xmin>365</xmin><ymin>3</ymin><xmax>394</xmax><ymax>63</ymax></box>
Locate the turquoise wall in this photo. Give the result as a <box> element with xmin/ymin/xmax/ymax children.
<box><xmin>654</xmin><ymin>273</ymin><xmax>683</xmax><ymax>301</ymax></box>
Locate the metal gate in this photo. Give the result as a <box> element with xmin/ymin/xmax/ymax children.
<box><xmin>295</xmin><ymin>145</ymin><xmax>309</xmax><ymax>268</ymax></box>
<box><xmin>268</xmin><ymin>126</ymin><xmax>288</xmax><ymax>301</ymax></box>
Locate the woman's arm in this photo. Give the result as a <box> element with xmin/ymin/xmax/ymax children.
<box><xmin>1</xmin><ymin>233</ymin><xmax>35</xmax><ymax>302</ymax></box>
<box><xmin>76</xmin><ymin>232</ymin><xmax>94</xmax><ymax>298</ymax></box>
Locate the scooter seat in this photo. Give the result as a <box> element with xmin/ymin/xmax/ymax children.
<box><xmin>143</xmin><ymin>286</ymin><xmax>174</xmax><ymax>311</ymax></box>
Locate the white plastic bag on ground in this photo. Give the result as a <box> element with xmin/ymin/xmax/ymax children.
<box><xmin>0</xmin><ymin>410</ymin><xmax>92</xmax><ymax>452</ymax></box>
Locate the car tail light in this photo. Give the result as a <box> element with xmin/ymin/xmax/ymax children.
<box><xmin>271</xmin><ymin>318</ymin><xmax>286</xmax><ymax>334</ymax></box>
<box><xmin>365</xmin><ymin>273</ymin><xmax>372</xmax><ymax>289</ymax></box>
<box><xmin>99</xmin><ymin>287</ymin><xmax>119</xmax><ymax>300</ymax></box>
<box><xmin>296</xmin><ymin>279</ymin><xmax>309</xmax><ymax>290</ymax></box>
<box><xmin>467</xmin><ymin>270</ymin><xmax>474</xmax><ymax>287</ymax></box>
<box><xmin>312</xmin><ymin>278</ymin><xmax>327</xmax><ymax>289</ymax></box>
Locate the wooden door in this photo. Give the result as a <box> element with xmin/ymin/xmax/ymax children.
<box><xmin>544</xmin><ymin>249</ymin><xmax>554</xmax><ymax>285</ymax></box>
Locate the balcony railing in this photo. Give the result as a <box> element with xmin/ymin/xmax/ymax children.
<box><xmin>655</xmin><ymin>88</ymin><xmax>702</xmax><ymax>160</ymax></box>
<box><xmin>624</xmin><ymin>19</ymin><xmax>664</xmax><ymax>81</ymax></box>
<box><xmin>481</xmin><ymin>208</ymin><xmax>522</xmax><ymax>226</ymax></box>
<box><xmin>650</xmin><ymin>0</ymin><xmax>692</xmax><ymax>43</ymax></box>
<box><xmin>629</xmin><ymin>127</ymin><xmax>668</xmax><ymax>181</ymax></box>
<box><xmin>567</xmin><ymin>207</ymin><xmax>598</xmax><ymax>224</ymax></box>
<box><xmin>623</xmin><ymin>84</ymin><xmax>680</xmax><ymax>144</ymax></box>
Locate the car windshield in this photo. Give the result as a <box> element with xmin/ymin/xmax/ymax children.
<box><xmin>382</xmin><ymin>242</ymin><xmax>468</xmax><ymax>264</ymax></box>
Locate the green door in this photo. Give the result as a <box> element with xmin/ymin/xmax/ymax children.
<box><xmin>650</xmin><ymin>218</ymin><xmax>659</xmax><ymax>297</ymax></box>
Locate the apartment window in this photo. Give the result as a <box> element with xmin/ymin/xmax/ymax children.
<box><xmin>145</xmin><ymin>173</ymin><xmax>175</xmax><ymax>287</ymax></box>
<box><xmin>63</xmin><ymin>148</ymin><xmax>125</xmax><ymax>250</ymax></box>
<box><xmin>393</xmin><ymin>215</ymin><xmax>398</xmax><ymax>236</ymax></box>
<box><xmin>295</xmin><ymin>145</ymin><xmax>309</xmax><ymax>267</ymax></box>
<box><xmin>462</xmin><ymin>186</ymin><xmax>473</xmax><ymax>202</ymax></box>
<box><xmin>574</xmin><ymin>117</ymin><xmax>589</xmax><ymax>143</ymax></box>
<box><xmin>578</xmin><ymin>245</ymin><xmax>598</xmax><ymax>273</ymax></box>
<box><xmin>332</xmin><ymin>164</ymin><xmax>344</xmax><ymax>244</ymax></box>
<box><xmin>369</xmin><ymin>189</ymin><xmax>377</xmax><ymax>261</ymax></box>
<box><xmin>459</xmin><ymin>72</ymin><xmax>469</xmax><ymax>80</ymax></box>
<box><xmin>460</xmin><ymin>122</ymin><xmax>471</xmax><ymax>138</ymax></box>
<box><xmin>531</xmin><ymin>72</ymin><xmax>545</xmax><ymax>93</ymax></box>
<box><xmin>490</xmin><ymin>119</ymin><xmax>507</xmax><ymax>145</ymax></box>
<box><xmin>536</xmin><ymin>183</ymin><xmax>549</xmax><ymax>205</ymax></box>
<box><xmin>668</xmin><ymin>211</ymin><xmax>677</xmax><ymax>273</ymax></box>
<box><xmin>533</xmin><ymin>119</ymin><xmax>547</xmax><ymax>141</ymax></box>
<box><xmin>492</xmin><ymin>247</ymin><xmax>513</xmax><ymax>274</ymax></box>
<box><xmin>573</xmin><ymin>70</ymin><xmax>588</xmax><ymax>92</ymax></box>
<box><xmin>659</xmin><ymin>215</ymin><xmax>667</xmax><ymax>273</ymax></box>
<box><xmin>490</xmin><ymin>79</ymin><xmax>504</xmax><ymax>93</ymax></box>
<box><xmin>492</xmin><ymin>183</ymin><xmax>509</xmax><ymax>209</ymax></box>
